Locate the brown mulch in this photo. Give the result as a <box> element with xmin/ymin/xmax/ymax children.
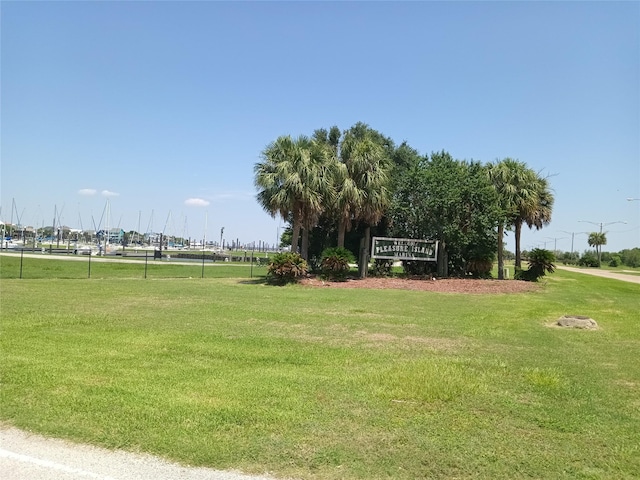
<box><xmin>299</xmin><ymin>275</ymin><xmax>540</xmax><ymax>294</ymax></box>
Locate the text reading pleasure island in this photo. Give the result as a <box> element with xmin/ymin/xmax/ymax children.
<box><xmin>371</xmin><ymin>237</ymin><xmax>438</xmax><ymax>262</ymax></box>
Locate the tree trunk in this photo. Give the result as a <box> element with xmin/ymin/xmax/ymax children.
<box><xmin>337</xmin><ymin>218</ymin><xmax>346</xmax><ymax>248</ymax></box>
<box><xmin>514</xmin><ymin>220</ymin><xmax>523</xmax><ymax>268</ymax></box>
<box><xmin>301</xmin><ymin>227</ymin><xmax>309</xmax><ymax>260</ymax></box>
<box><xmin>437</xmin><ymin>239</ymin><xmax>447</xmax><ymax>277</ymax></box>
<box><xmin>358</xmin><ymin>226</ymin><xmax>371</xmax><ymax>278</ymax></box>
<box><xmin>497</xmin><ymin>224</ymin><xmax>505</xmax><ymax>280</ymax></box>
<box><xmin>291</xmin><ymin>220</ymin><xmax>301</xmax><ymax>255</ymax></box>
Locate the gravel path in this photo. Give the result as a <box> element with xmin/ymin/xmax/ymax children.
<box><xmin>0</xmin><ymin>427</ymin><xmax>283</xmax><ymax>480</ymax></box>
<box><xmin>555</xmin><ymin>265</ymin><xmax>640</xmax><ymax>284</ymax></box>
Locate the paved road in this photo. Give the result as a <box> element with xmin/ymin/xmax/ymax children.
<box><xmin>556</xmin><ymin>265</ymin><xmax>640</xmax><ymax>284</ymax></box>
<box><xmin>0</xmin><ymin>427</ymin><xmax>281</xmax><ymax>480</ymax></box>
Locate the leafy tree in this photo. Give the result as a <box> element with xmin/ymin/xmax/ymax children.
<box><xmin>578</xmin><ymin>251</ymin><xmax>599</xmax><ymax>267</ymax></box>
<box><xmin>391</xmin><ymin>152</ymin><xmax>500</xmax><ymax>277</ymax></box>
<box><xmin>587</xmin><ymin>232</ymin><xmax>607</xmax><ymax>266</ymax></box>
<box><xmin>609</xmin><ymin>255</ymin><xmax>621</xmax><ymax>267</ymax></box>
<box><xmin>620</xmin><ymin>248</ymin><xmax>640</xmax><ymax>268</ymax></box>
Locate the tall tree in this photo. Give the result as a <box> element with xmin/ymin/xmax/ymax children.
<box><xmin>516</xmin><ymin>174</ymin><xmax>554</xmax><ymax>267</ymax></box>
<box><xmin>254</xmin><ymin>135</ymin><xmax>329</xmax><ymax>259</ymax></box>
<box><xmin>588</xmin><ymin>232</ymin><xmax>607</xmax><ymax>265</ymax></box>
<box><xmin>488</xmin><ymin>158</ymin><xmax>534</xmax><ymax>280</ymax></box>
<box><xmin>335</xmin><ymin>123</ymin><xmax>390</xmax><ymax>247</ymax></box>
<box><xmin>488</xmin><ymin>159</ymin><xmax>542</xmax><ymax>276</ymax></box>
<box><xmin>392</xmin><ymin>152</ymin><xmax>500</xmax><ymax>277</ymax></box>
<box><xmin>337</xmin><ymin>124</ymin><xmax>392</xmax><ymax>277</ymax></box>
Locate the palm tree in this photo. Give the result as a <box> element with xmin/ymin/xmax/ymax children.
<box><xmin>334</xmin><ymin>126</ymin><xmax>391</xmax><ymax>277</ymax></box>
<box><xmin>335</xmin><ymin>126</ymin><xmax>390</xmax><ymax>244</ymax></box>
<box><xmin>588</xmin><ymin>232</ymin><xmax>607</xmax><ymax>265</ymax></box>
<box><xmin>254</xmin><ymin>135</ymin><xmax>329</xmax><ymax>259</ymax></box>
<box><xmin>488</xmin><ymin>159</ymin><xmax>538</xmax><ymax>278</ymax></box>
<box><xmin>515</xmin><ymin>173</ymin><xmax>554</xmax><ymax>268</ymax></box>
<box><xmin>489</xmin><ymin>159</ymin><xmax>554</xmax><ymax>274</ymax></box>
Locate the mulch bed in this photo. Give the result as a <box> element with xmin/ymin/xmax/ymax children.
<box><xmin>299</xmin><ymin>275</ymin><xmax>540</xmax><ymax>294</ymax></box>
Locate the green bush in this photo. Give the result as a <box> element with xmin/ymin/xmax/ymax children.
<box><xmin>402</xmin><ymin>260</ymin><xmax>436</xmax><ymax>277</ymax></box>
<box><xmin>266</xmin><ymin>252</ymin><xmax>308</xmax><ymax>284</ymax></box>
<box><xmin>515</xmin><ymin>248</ymin><xmax>555</xmax><ymax>282</ymax></box>
<box><xmin>620</xmin><ymin>248</ymin><xmax>640</xmax><ymax>268</ymax></box>
<box><xmin>320</xmin><ymin>247</ymin><xmax>355</xmax><ymax>281</ymax></box>
<box><xmin>370</xmin><ymin>259</ymin><xmax>394</xmax><ymax>277</ymax></box>
<box><xmin>609</xmin><ymin>255</ymin><xmax>621</xmax><ymax>268</ymax></box>
<box><xmin>466</xmin><ymin>257</ymin><xmax>494</xmax><ymax>278</ymax></box>
<box><xmin>527</xmin><ymin>248</ymin><xmax>555</xmax><ymax>278</ymax></box>
<box><xmin>578</xmin><ymin>251</ymin><xmax>599</xmax><ymax>267</ymax></box>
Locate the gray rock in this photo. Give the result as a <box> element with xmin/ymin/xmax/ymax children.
<box><xmin>557</xmin><ymin>315</ymin><xmax>598</xmax><ymax>329</ymax></box>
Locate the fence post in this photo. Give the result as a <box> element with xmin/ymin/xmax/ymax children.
<box><xmin>88</xmin><ymin>250</ymin><xmax>92</xmax><ymax>279</ymax></box>
<box><xmin>201</xmin><ymin>250</ymin><xmax>205</xmax><ymax>279</ymax></box>
<box><xmin>144</xmin><ymin>251</ymin><xmax>148</xmax><ymax>279</ymax></box>
<box><xmin>19</xmin><ymin>249</ymin><xmax>24</xmax><ymax>279</ymax></box>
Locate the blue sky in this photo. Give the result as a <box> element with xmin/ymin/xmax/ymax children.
<box><xmin>2</xmin><ymin>1</ymin><xmax>638</xmax><ymax>253</ymax></box>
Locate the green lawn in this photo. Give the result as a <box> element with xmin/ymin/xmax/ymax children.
<box><xmin>1</xmin><ymin>262</ymin><xmax>639</xmax><ymax>479</ymax></box>
<box><xmin>0</xmin><ymin>253</ymin><xmax>264</xmax><ymax>280</ymax></box>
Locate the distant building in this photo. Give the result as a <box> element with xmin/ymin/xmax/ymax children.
<box><xmin>97</xmin><ymin>228</ymin><xmax>125</xmax><ymax>244</ymax></box>
<box><xmin>108</xmin><ymin>228</ymin><xmax>125</xmax><ymax>244</ymax></box>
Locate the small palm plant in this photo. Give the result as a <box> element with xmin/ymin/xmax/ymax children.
<box><xmin>516</xmin><ymin>248</ymin><xmax>555</xmax><ymax>282</ymax></box>
<box><xmin>266</xmin><ymin>252</ymin><xmax>308</xmax><ymax>284</ymax></box>
<box><xmin>320</xmin><ymin>247</ymin><xmax>355</xmax><ymax>281</ymax></box>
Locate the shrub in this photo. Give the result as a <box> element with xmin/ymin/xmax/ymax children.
<box><xmin>515</xmin><ymin>248</ymin><xmax>555</xmax><ymax>282</ymax></box>
<box><xmin>578</xmin><ymin>251</ymin><xmax>599</xmax><ymax>267</ymax></box>
<box><xmin>320</xmin><ymin>247</ymin><xmax>355</xmax><ymax>281</ymax></box>
<box><xmin>266</xmin><ymin>252</ymin><xmax>308</xmax><ymax>284</ymax></box>
<box><xmin>609</xmin><ymin>255</ymin><xmax>621</xmax><ymax>268</ymax></box>
<box><xmin>402</xmin><ymin>260</ymin><xmax>436</xmax><ymax>277</ymax></box>
<box><xmin>527</xmin><ymin>248</ymin><xmax>555</xmax><ymax>278</ymax></box>
<box><xmin>620</xmin><ymin>248</ymin><xmax>640</xmax><ymax>268</ymax></box>
<box><xmin>370</xmin><ymin>259</ymin><xmax>394</xmax><ymax>277</ymax></box>
<box><xmin>466</xmin><ymin>257</ymin><xmax>494</xmax><ymax>278</ymax></box>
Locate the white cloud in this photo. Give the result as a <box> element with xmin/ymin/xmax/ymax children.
<box><xmin>78</xmin><ymin>188</ymin><xmax>97</xmax><ymax>196</ymax></box>
<box><xmin>184</xmin><ymin>198</ymin><xmax>210</xmax><ymax>207</ymax></box>
<box><xmin>101</xmin><ymin>190</ymin><xmax>120</xmax><ymax>197</ymax></box>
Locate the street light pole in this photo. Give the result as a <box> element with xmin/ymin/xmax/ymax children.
<box><xmin>545</xmin><ymin>236</ymin><xmax>567</xmax><ymax>252</ymax></box>
<box><xmin>559</xmin><ymin>231</ymin><xmax>588</xmax><ymax>262</ymax></box>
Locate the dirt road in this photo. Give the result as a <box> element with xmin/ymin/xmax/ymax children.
<box><xmin>556</xmin><ymin>265</ymin><xmax>640</xmax><ymax>284</ymax></box>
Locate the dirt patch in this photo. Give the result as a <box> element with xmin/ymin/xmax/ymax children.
<box><xmin>299</xmin><ymin>276</ymin><xmax>540</xmax><ymax>294</ymax></box>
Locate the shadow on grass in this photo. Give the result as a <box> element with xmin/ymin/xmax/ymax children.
<box><xmin>237</xmin><ymin>278</ymin><xmax>268</xmax><ymax>285</ymax></box>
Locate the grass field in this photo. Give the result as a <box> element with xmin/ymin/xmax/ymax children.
<box><xmin>0</xmin><ymin>252</ymin><xmax>264</xmax><ymax>280</ymax></box>
<box><xmin>1</xmin><ymin>256</ymin><xmax>639</xmax><ymax>479</ymax></box>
